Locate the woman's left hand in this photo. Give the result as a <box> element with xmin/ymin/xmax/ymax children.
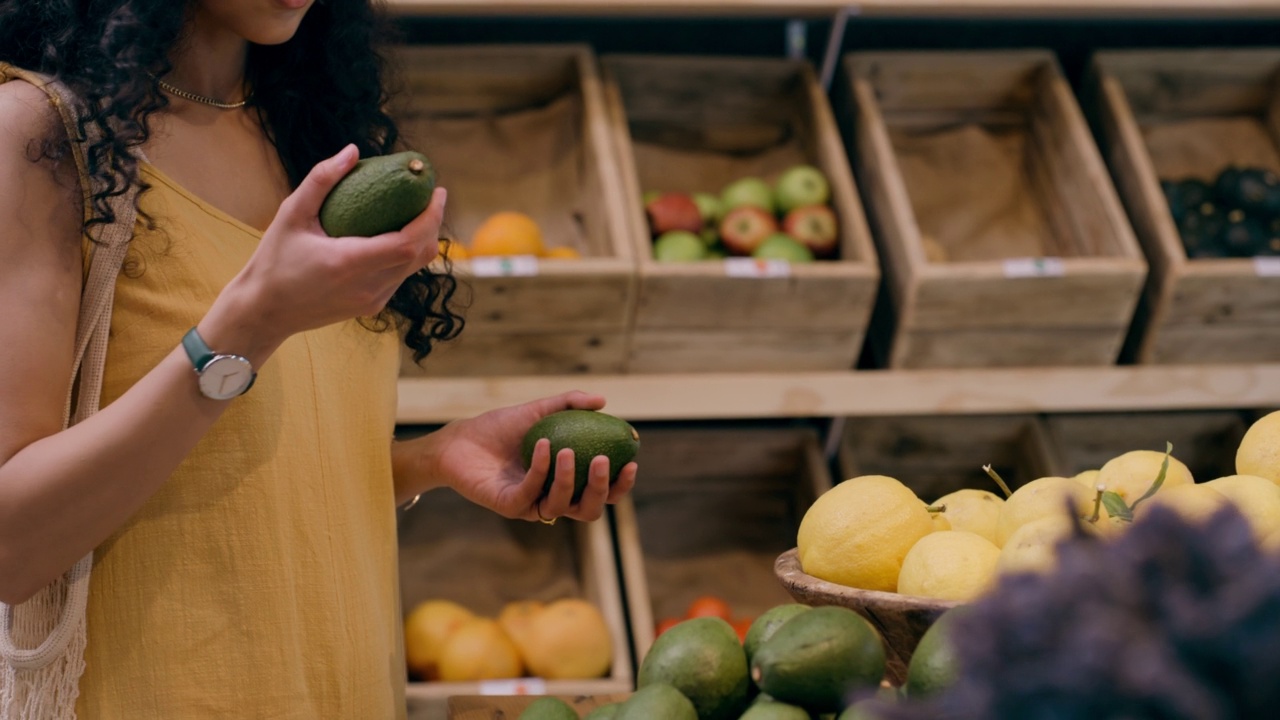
<box><xmin>412</xmin><ymin>391</ymin><xmax>638</xmax><ymax>523</ymax></box>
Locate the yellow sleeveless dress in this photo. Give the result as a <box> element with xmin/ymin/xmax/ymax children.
<box><xmin>2</xmin><ymin>66</ymin><xmax>408</xmax><ymax>718</ymax></box>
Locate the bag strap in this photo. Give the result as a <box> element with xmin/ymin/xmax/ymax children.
<box><xmin>0</xmin><ymin>64</ymin><xmax>140</xmax><ymax>669</ymax></box>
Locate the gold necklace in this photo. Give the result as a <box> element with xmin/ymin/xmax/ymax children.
<box><xmin>152</xmin><ymin>75</ymin><xmax>249</xmax><ymax>110</ymax></box>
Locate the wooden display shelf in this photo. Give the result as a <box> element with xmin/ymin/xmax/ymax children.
<box><xmin>396</xmin><ymin>364</ymin><xmax>1280</xmax><ymax>423</ymax></box>
<box><xmin>385</xmin><ymin>0</ymin><xmax>1280</xmax><ymax>18</ymax></box>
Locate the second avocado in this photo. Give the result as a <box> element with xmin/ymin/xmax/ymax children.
<box><xmin>520</xmin><ymin>410</ymin><xmax>639</xmax><ymax>503</ymax></box>
<box><xmin>320</xmin><ymin>150</ymin><xmax>436</xmax><ymax>238</ymax></box>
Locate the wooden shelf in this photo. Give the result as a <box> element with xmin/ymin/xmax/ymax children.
<box><xmin>396</xmin><ymin>363</ymin><xmax>1280</xmax><ymax>423</ymax></box>
<box><xmin>385</xmin><ymin>0</ymin><xmax>1280</xmax><ymax>18</ymax></box>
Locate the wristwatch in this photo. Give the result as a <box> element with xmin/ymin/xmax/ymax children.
<box><xmin>181</xmin><ymin>327</ymin><xmax>256</xmax><ymax>401</ymax></box>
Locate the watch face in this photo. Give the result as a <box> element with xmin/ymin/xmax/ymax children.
<box><xmin>198</xmin><ymin>355</ymin><xmax>255</xmax><ymax>400</ymax></box>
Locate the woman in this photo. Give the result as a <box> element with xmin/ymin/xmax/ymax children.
<box><xmin>0</xmin><ymin>0</ymin><xmax>637</xmax><ymax>717</ymax></box>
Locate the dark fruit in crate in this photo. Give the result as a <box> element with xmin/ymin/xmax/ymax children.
<box><xmin>520</xmin><ymin>410</ymin><xmax>639</xmax><ymax>504</ymax></box>
<box><xmin>319</xmin><ymin>151</ymin><xmax>435</xmax><ymax>237</ymax></box>
<box><xmin>1161</xmin><ymin>179</ymin><xmax>1186</xmax><ymax>220</ymax></box>
<box><xmin>1215</xmin><ymin>166</ymin><xmax>1278</xmax><ymax>215</ymax></box>
<box><xmin>1174</xmin><ymin>178</ymin><xmax>1213</xmax><ymax>213</ymax></box>
<box><xmin>1220</xmin><ymin>210</ymin><xmax>1268</xmax><ymax>257</ymax></box>
<box><xmin>646</xmin><ymin>192</ymin><xmax>704</xmax><ymax>235</ymax></box>
<box><xmin>720</xmin><ymin>206</ymin><xmax>779</xmax><ymax>256</ymax></box>
<box><xmin>1177</xmin><ymin>203</ymin><xmax>1224</xmax><ymax>258</ymax></box>
<box><xmin>782</xmin><ymin>205</ymin><xmax>839</xmax><ymax>258</ymax></box>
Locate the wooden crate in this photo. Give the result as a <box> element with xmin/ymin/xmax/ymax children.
<box><xmin>387</xmin><ymin>45</ymin><xmax>635</xmax><ymax>377</ymax></box>
<box><xmin>1088</xmin><ymin>49</ymin><xmax>1280</xmax><ymax>364</ymax></box>
<box><xmin>612</xmin><ymin>425</ymin><xmax>833</xmax><ymax>665</ymax></box>
<box><xmin>838</xmin><ymin>414</ymin><xmax>1060</xmax><ymax>503</ymax></box>
<box><xmin>447</xmin><ymin>694</ymin><xmax>630</xmax><ymax>719</ymax></box>
<box><xmin>600</xmin><ymin>55</ymin><xmax>880</xmax><ymax>373</ymax></box>
<box><xmin>837</xmin><ymin>50</ymin><xmax>1147</xmax><ymax>369</ymax></box>
<box><xmin>399</xmin><ymin>489</ymin><xmax>632</xmax><ymax>720</ymax></box>
<box><xmin>1044</xmin><ymin>409</ymin><xmax>1249</xmax><ymax>482</ymax></box>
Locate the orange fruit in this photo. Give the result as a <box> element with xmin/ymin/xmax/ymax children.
<box><xmin>543</xmin><ymin>245</ymin><xmax>581</xmax><ymax>259</ymax></box>
<box><xmin>439</xmin><ymin>238</ymin><xmax>469</xmax><ymax>261</ymax></box>
<box><xmin>497</xmin><ymin>600</ymin><xmax>543</xmax><ymax>655</ymax></box>
<box><xmin>470</xmin><ymin>211</ymin><xmax>545</xmax><ymax>257</ymax></box>
<box><xmin>655</xmin><ymin>617</ymin><xmax>681</xmax><ymax>637</ymax></box>
<box><xmin>686</xmin><ymin>596</ymin><xmax>733</xmax><ymax>620</ymax></box>
<box><xmin>436</xmin><ymin>617</ymin><xmax>524</xmax><ymax>682</ymax></box>
<box><xmin>731</xmin><ymin>617</ymin><xmax>754</xmax><ymax>643</ymax></box>
<box><xmin>403</xmin><ymin>599</ymin><xmax>474</xmax><ymax>680</ymax></box>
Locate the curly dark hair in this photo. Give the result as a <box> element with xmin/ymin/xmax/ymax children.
<box><xmin>0</xmin><ymin>0</ymin><xmax>463</xmax><ymax>363</ymax></box>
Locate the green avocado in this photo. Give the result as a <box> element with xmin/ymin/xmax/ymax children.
<box><xmin>583</xmin><ymin>702</ymin><xmax>621</xmax><ymax>720</ymax></box>
<box><xmin>637</xmin><ymin>616</ymin><xmax>751</xmax><ymax>720</ymax></box>
<box><xmin>319</xmin><ymin>151</ymin><xmax>436</xmax><ymax>237</ymax></box>
<box><xmin>751</xmin><ymin>607</ymin><xmax>886</xmax><ymax>714</ymax></box>
<box><xmin>520</xmin><ymin>410</ymin><xmax>640</xmax><ymax>504</ymax></box>
<box><xmin>615</xmin><ymin>684</ymin><xmax>698</xmax><ymax>720</ymax></box>
<box><xmin>517</xmin><ymin>696</ymin><xmax>578</xmax><ymax>720</ymax></box>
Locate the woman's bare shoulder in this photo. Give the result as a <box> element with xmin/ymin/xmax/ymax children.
<box><xmin>0</xmin><ymin>79</ymin><xmax>81</xmax><ymax>224</ymax></box>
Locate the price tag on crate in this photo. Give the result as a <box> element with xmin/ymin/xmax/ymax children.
<box><xmin>1254</xmin><ymin>257</ymin><xmax>1280</xmax><ymax>277</ymax></box>
<box><xmin>1002</xmin><ymin>257</ymin><xmax>1066</xmax><ymax>278</ymax></box>
<box><xmin>478</xmin><ymin>678</ymin><xmax>548</xmax><ymax>696</ymax></box>
<box><xmin>723</xmin><ymin>258</ymin><xmax>792</xmax><ymax>278</ymax></box>
<box><xmin>470</xmin><ymin>255</ymin><xmax>540</xmax><ymax>278</ymax></box>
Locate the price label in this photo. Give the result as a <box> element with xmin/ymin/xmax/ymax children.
<box><xmin>470</xmin><ymin>255</ymin><xmax>540</xmax><ymax>278</ymax></box>
<box><xmin>723</xmin><ymin>258</ymin><xmax>792</xmax><ymax>278</ymax></box>
<box><xmin>1254</xmin><ymin>257</ymin><xmax>1280</xmax><ymax>277</ymax></box>
<box><xmin>1002</xmin><ymin>257</ymin><xmax>1065</xmax><ymax>278</ymax></box>
<box><xmin>478</xmin><ymin>678</ymin><xmax>548</xmax><ymax>696</ymax></box>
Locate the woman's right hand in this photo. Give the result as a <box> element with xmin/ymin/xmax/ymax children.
<box><xmin>204</xmin><ymin>144</ymin><xmax>446</xmax><ymax>361</ymax></box>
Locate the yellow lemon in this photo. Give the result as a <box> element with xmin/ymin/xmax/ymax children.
<box><xmin>1204</xmin><ymin>474</ymin><xmax>1280</xmax><ymax>539</ymax></box>
<box><xmin>1238</xmin><ymin>411</ymin><xmax>1280</xmax><ymax>485</ymax></box>
<box><xmin>1073</xmin><ymin>469</ymin><xmax>1101</xmax><ymax>489</ymax></box>
<box><xmin>497</xmin><ymin>600</ymin><xmax>544</xmax><ymax>657</ymax></box>
<box><xmin>995</xmin><ymin>477</ymin><xmax>1095</xmax><ymax>547</ymax></box>
<box><xmin>922</xmin><ymin>500</ymin><xmax>952</xmax><ymax>531</ymax></box>
<box><xmin>404</xmin><ymin>599</ymin><xmax>475</xmax><ymax>680</ymax></box>
<box><xmin>542</xmin><ymin>245</ymin><xmax>582</xmax><ymax>259</ymax></box>
<box><xmin>897</xmin><ymin>531</ymin><xmax>1001</xmax><ymax>602</ymax></box>
<box><xmin>998</xmin><ymin>514</ymin><xmax>1096</xmax><ymax>576</ymax></box>
<box><xmin>1262</xmin><ymin>526</ymin><xmax>1280</xmax><ymax>554</ymax></box>
<box><xmin>797</xmin><ymin>475</ymin><xmax>934</xmax><ymax>593</ymax></box>
<box><xmin>437</xmin><ymin>617</ymin><xmax>524</xmax><ymax>682</ymax></box>
<box><xmin>518</xmin><ymin>599</ymin><xmax>613</xmax><ymax>680</ymax></box>
<box><xmin>1097</xmin><ymin>450</ymin><xmax>1194</xmax><ymax>504</ymax></box>
<box><xmin>1133</xmin><ymin>483</ymin><xmax>1229</xmax><ymax>526</ymax></box>
<box><xmin>932</xmin><ymin>489</ymin><xmax>1004</xmax><ymax>544</ymax></box>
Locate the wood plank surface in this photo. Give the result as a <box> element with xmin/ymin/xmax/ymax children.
<box><xmin>395</xmin><ymin>364</ymin><xmax>1280</xmax><ymax>423</ymax></box>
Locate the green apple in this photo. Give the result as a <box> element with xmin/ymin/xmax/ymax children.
<box><xmin>721</xmin><ymin>177</ymin><xmax>774</xmax><ymax>214</ymax></box>
<box><xmin>653</xmin><ymin>230</ymin><xmax>707</xmax><ymax>262</ymax></box>
<box><xmin>752</xmin><ymin>233</ymin><xmax>814</xmax><ymax>263</ymax></box>
<box><xmin>774</xmin><ymin>165</ymin><xmax>831</xmax><ymax>213</ymax></box>
<box><xmin>693</xmin><ymin>192</ymin><xmax>723</xmax><ymax>226</ymax></box>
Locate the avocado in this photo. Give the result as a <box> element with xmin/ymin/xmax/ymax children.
<box><xmin>614</xmin><ymin>683</ymin><xmax>698</xmax><ymax>720</ymax></box>
<box><xmin>1219</xmin><ymin>210</ymin><xmax>1268</xmax><ymax>257</ymax></box>
<box><xmin>837</xmin><ymin>698</ymin><xmax>892</xmax><ymax>720</ymax></box>
<box><xmin>583</xmin><ymin>703</ymin><xmax>621</xmax><ymax>720</ymax></box>
<box><xmin>751</xmin><ymin>607</ymin><xmax>886</xmax><ymax>714</ymax></box>
<box><xmin>520</xmin><ymin>410</ymin><xmax>640</xmax><ymax>504</ymax></box>
<box><xmin>1174</xmin><ymin>178</ymin><xmax>1213</xmax><ymax>212</ymax></box>
<box><xmin>637</xmin><ymin>616</ymin><xmax>751</xmax><ymax>720</ymax></box>
<box><xmin>1215</xmin><ymin>166</ymin><xmax>1278</xmax><ymax>215</ymax></box>
<box><xmin>738</xmin><ymin>699</ymin><xmax>811</xmax><ymax>720</ymax></box>
<box><xmin>905</xmin><ymin>607</ymin><xmax>965</xmax><ymax>699</ymax></box>
<box><xmin>743</xmin><ymin>604</ymin><xmax>811</xmax><ymax>667</ymax></box>
<box><xmin>752</xmin><ymin>234</ymin><xmax>814</xmax><ymax>263</ymax></box>
<box><xmin>517</xmin><ymin>696</ymin><xmax>578</xmax><ymax>720</ymax></box>
<box><xmin>319</xmin><ymin>151</ymin><xmax>436</xmax><ymax>237</ymax></box>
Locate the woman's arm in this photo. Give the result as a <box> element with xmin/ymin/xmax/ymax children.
<box><xmin>0</xmin><ymin>85</ymin><xmax>443</xmax><ymax>604</ymax></box>
<box><xmin>390</xmin><ymin>391</ymin><xmax>638</xmax><ymax>523</ymax></box>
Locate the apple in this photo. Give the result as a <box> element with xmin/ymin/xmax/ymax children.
<box><xmin>774</xmin><ymin>165</ymin><xmax>831</xmax><ymax>213</ymax></box>
<box><xmin>642</xmin><ymin>190</ymin><xmax>662</xmax><ymax>207</ymax></box>
<box><xmin>653</xmin><ymin>230</ymin><xmax>707</xmax><ymax>262</ymax></box>
<box><xmin>693</xmin><ymin>192</ymin><xmax>723</xmax><ymax>226</ymax></box>
<box><xmin>719</xmin><ymin>206</ymin><xmax>778</xmax><ymax>256</ymax></box>
<box><xmin>721</xmin><ymin>177</ymin><xmax>774</xmax><ymax>214</ymax></box>
<box><xmin>782</xmin><ymin>205</ymin><xmax>839</xmax><ymax>258</ymax></box>
<box><xmin>645</xmin><ymin>192</ymin><xmax>703</xmax><ymax>235</ymax></box>
<box><xmin>753</xmin><ymin>233</ymin><xmax>815</xmax><ymax>263</ymax></box>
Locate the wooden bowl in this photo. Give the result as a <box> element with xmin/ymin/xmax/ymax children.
<box><xmin>774</xmin><ymin>548</ymin><xmax>957</xmax><ymax>684</ymax></box>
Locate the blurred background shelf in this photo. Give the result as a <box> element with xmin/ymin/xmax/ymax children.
<box><xmin>396</xmin><ymin>363</ymin><xmax>1280</xmax><ymax>423</ymax></box>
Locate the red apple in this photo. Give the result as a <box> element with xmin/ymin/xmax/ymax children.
<box><xmin>645</xmin><ymin>192</ymin><xmax>703</xmax><ymax>235</ymax></box>
<box><xmin>719</xmin><ymin>206</ymin><xmax>778</xmax><ymax>256</ymax></box>
<box><xmin>782</xmin><ymin>205</ymin><xmax>839</xmax><ymax>257</ymax></box>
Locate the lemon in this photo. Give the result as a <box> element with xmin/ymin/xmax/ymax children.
<box><xmin>1133</xmin><ymin>483</ymin><xmax>1229</xmax><ymax>526</ymax></box>
<box><xmin>1238</xmin><ymin>411</ymin><xmax>1280</xmax><ymax>485</ymax></box>
<box><xmin>994</xmin><ymin>477</ymin><xmax>1095</xmax><ymax>547</ymax></box>
<box><xmin>997</xmin><ymin>514</ymin><xmax>1095</xmax><ymax>575</ymax></box>
<box><xmin>1097</xmin><ymin>450</ymin><xmax>1194</xmax><ymax>504</ymax></box>
<box><xmin>1204</xmin><ymin>474</ymin><xmax>1280</xmax><ymax>539</ymax></box>
<box><xmin>1073</xmin><ymin>469</ymin><xmax>1101</xmax><ymax>489</ymax></box>
<box><xmin>897</xmin><ymin>531</ymin><xmax>1001</xmax><ymax>602</ymax></box>
<box><xmin>437</xmin><ymin>617</ymin><xmax>524</xmax><ymax>681</ymax></box>
<box><xmin>519</xmin><ymin>598</ymin><xmax>614</xmax><ymax>680</ymax></box>
<box><xmin>404</xmin><ymin>599</ymin><xmax>474</xmax><ymax>680</ymax></box>
<box><xmin>932</xmin><ymin>489</ymin><xmax>1003</xmax><ymax>543</ymax></box>
<box><xmin>1262</xmin><ymin>526</ymin><xmax>1280</xmax><ymax>554</ymax></box>
<box><xmin>798</xmin><ymin>475</ymin><xmax>934</xmax><ymax>593</ymax></box>
<box><xmin>923</xmin><ymin>500</ymin><xmax>952</xmax><ymax>532</ymax></box>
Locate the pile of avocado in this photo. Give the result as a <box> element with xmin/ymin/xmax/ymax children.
<box><xmin>1162</xmin><ymin>165</ymin><xmax>1280</xmax><ymax>259</ymax></box>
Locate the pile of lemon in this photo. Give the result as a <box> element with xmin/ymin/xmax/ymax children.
<box><xmin>798</xmin><ymin>410</ymin><xmax>1280</xmax><ymax>603</ymax></box>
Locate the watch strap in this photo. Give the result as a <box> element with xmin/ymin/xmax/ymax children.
<box><xmin>181</xmin><ymin>327</ymin><xmax>217</xmax><ymax>371</ymax></box>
